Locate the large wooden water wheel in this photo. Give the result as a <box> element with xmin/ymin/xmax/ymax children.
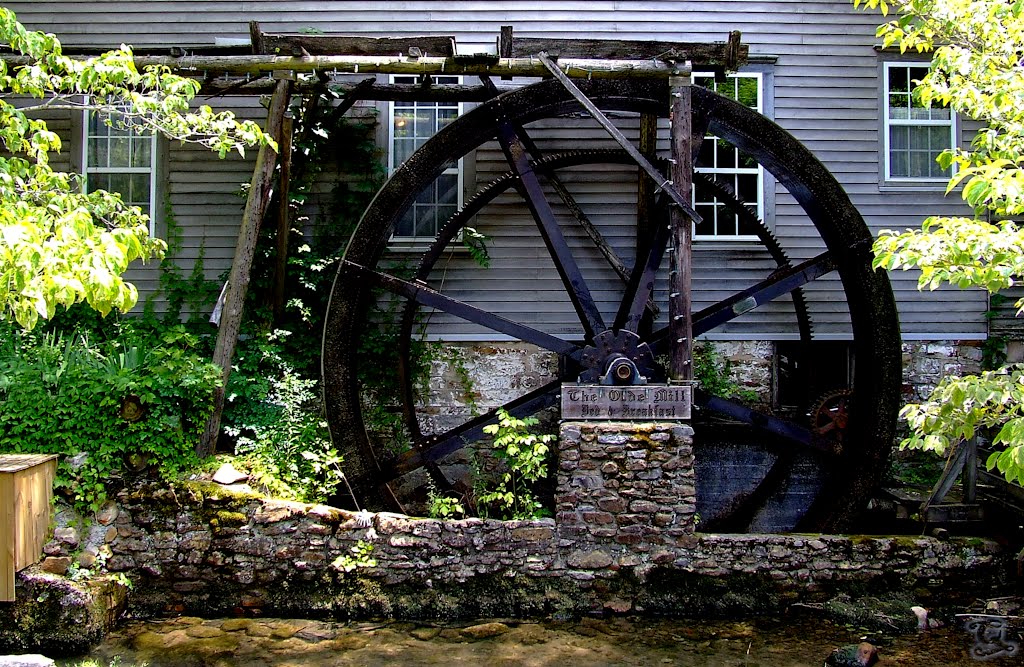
<box><xmin>322</xmin><ymin>77</ymin><xmax>901</xmax><ymax>532</ymax></box>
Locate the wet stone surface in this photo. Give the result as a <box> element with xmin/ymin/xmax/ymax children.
<box><xmin>54</xmin><ymin>615</ymin><xmax>1022</xmax><ymax>667</ymax></box>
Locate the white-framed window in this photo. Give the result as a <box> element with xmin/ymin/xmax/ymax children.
<box><xmin>82</xmin><ymin>105</ymin><xmax>158</xmax><ymax>235</ymax></box>
<box><xmin>883</xmin><ymin>62</ymin><xmax>955</xmax><ymax>182</ymax></box>
<box><xmin>389</xmin><ymin>75</ymin><xmax>463</xmax><ymax>241</ymax></box>
<box><xmin>693</xmin><ymin>72</ymin><xmax>764</xmax><ymax>240</ymax></box>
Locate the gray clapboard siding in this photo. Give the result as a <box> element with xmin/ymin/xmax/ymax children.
<box><xmin>11</xmin><ymin>0</ymin><xmax>985</xmax><ymax>338</ymax></box>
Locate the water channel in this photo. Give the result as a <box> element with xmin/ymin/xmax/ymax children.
<box><xmin>58</xmin><ymin>614</ymin><xmax>1021</xmax><ymax>666</ymax></box>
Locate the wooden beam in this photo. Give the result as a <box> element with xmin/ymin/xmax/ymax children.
<box><xmin>254</xmin><ymin>30</ymin><xmax>457</xmax><ymax>58</ymax></box>
<box><xmin>199</xmin><ymin>75</ymin><xmax>293</xmax><ymax>457</ymax></box>
<box><xmin>636</xmin><ymin>112</ymin><xmax>659</xmax><ymax>336</ymax></box>
<box><xmin>499</xmin><ymin>31</ymin><xmax>747</xmax><ymax>69</ymax></box>
<box><xmin>637</xmin><ymin>113</ymin><xmax>658</xmax><ymax>259</ymax></box>
<box><xmin>668</xmin><ymin>71</ymin><xmax>694</xmax><ymax>382</ymax></box>
<box><xmin>202</xmin><ymin>78</ymin><xmax>503</xmax><ymax>100</ymax></box>
<box><xmin>271</xmin><ymin>114</ymin><xmax>294</xmax><ymax>323</ymax></box>
<box><xmin>0</xmin><ymin>53</ymin><xmax>743</xmax><ymax>80</ymax></box>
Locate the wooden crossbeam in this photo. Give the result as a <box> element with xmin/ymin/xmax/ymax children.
<box><xmin>499</xmin><ymin>27</ymin><xmax>746</xmax><ymax>71</ymax></box>
<box><xmin>250</xmin><ymin>21</ymin><xmax>456</xmax><ymax>57</ymax></box>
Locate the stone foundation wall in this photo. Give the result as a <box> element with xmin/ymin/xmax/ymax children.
<box><xmin>421</xmin><ymin>341</ymin><xmax>773</xmax><ymax>423</ymax></box>
<box><xmin>704</xmin><ymin>340</ymin><xmax>774</xmax><ymax>407</ymax></box>
<box><xmin>88</xmin><ymin>480</ymin><xmax>1001</xmax><ymax>618</ymax></box>
<box><xmin>425</xmin><ymin>339</ymin><xmax>985</xmax><ymax>413</ymax></box>
<box><xmin>901</xmin><ymin>341</ymin><xmax>983</xmax><ymax>402</ymax></box>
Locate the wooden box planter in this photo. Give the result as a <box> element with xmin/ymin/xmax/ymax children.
<box><xmin>0</xmin><ymin>454</ymin><xmax>58</xmax><ymax>602</ymax></box>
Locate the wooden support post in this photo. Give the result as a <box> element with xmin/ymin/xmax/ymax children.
<box><xmin>637</xmin><ymin>113</ymin><xmax>658</xmax><ymax>252</ymax></box>
<box><xmin>964</xmin><ymin>436</ymin><xmax>978</xmax><ymax>504</ymax></box>
<box><xmin>271</xmin><ymin>114</ymin><xmax>294</xmax><ymax>322</ymax></box>
<box><xmin>637</xmin><ymin>113</ymin><xmax>659</xmax><ymax>335</ymax></box>
<box><xmin>668</xmin><ymin>68</ymin><xmax>694</xmax><ymax>382</ymax></box>
<box><xmin>199</xmin><ymin>74</ymin><xmax>293</xmax><ymax>457</ymax></box>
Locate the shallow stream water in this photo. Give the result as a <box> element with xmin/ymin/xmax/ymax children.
<box><xmin>57</xmin><ymin>614</ymin><xmax>1021</xmax><ymax>666</ymax></box>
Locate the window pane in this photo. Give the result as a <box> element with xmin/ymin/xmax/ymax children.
<box><xmin>715</xmin><ymin>138</ymin><xmax>735</xmax><ymax>169</ymax></box>
<box><xmin>129</xmin><ymin>174</ymin><xmax>150</xmax><ymax>205</ymax></box>
<box><xmin>394</xmin><ymin>109</ymin><xmax>414</xmax><ymax>138</ymax></box>
<box><xmin>737</xmin><ymin>173</ymin><xmax>758</xmax><ymax>203</ymax></box>
<box><xmin>890</xmin><ymin>125</ymin><xmax>909</xmax><ymax>150</ymax></box>
<box><xmin>88</xmin><ymin>138</ymin><xmax>108</xmax><ymax>168</ymax></box>
<box><xmin>109</xmin><ymin>137</ymin><xmax>130</xmax><ymax>166</ymax></box>
<box><xmin>890</xmin><ymin>150</ymin><xmax>909</xmax><ymax>178</ymax></box>
<box><xmin>414</xmin><ymin>107</ymin><xmax>436</xmax><ymax>138</ymax></box>
<box><xmin>414</xmin><ymin>207</ymin><xmax>436</xmax><ymax>238</ymax></box>
<box><xmin>696</xmin><ymin>139</ymin><xmax>714</xmax><ymax>168</ymax></box>
<box><xmin>107</xmin><ymin>173</ymin><xmax>131</xmax><ymax>198</ymax></box>
<box><xmin>395</xmin><ymin>209</ymin><xmax>416</xmax><ymax>237</ymax></box>
<box><xmin>437</xmin><ymin>173</ymin><xmax>458</xmax><ymax>205</ymax></box>
<box><xmin>132</xmin><ymin>136</ymin><xmax>152</xmax><ymax>168</ymax></box>
<box><xmin>694</xmin><ymin>203</ymin><xmax>716</xmax><ymax>236</ymax></box>
<box><xmin>87</xmin><ymin>173</ymin><xmax>110</xmax><ymax>193</ymax></box>
<box><xmin>394</xmin><ymin>138</ymin><xmax>416</xmax><ymax>165</ymax></box>
<box><xmin>736</xmin><ymin>77</ymin><xmax>758</xmax><ymax>108</ymax></box>
<box><xmin>438</xmin><ymin>108</ymin><xmax>458</xmax><ymax>128</ymax></box>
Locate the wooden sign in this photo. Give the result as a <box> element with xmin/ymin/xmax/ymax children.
<box><xmin>561</xmin><ymin>384</ymin><xmax>691</xmax><ymax>420</ymax></box>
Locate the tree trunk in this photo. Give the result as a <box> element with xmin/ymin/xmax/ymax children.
<box><xmin>198</xmin><ymin>75</ymin><xmax>293</xmax><ymax>458</ymax></box>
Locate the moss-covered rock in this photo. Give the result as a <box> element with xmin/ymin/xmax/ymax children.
<box><xmin>0</xmin><ymin>568</ymin><xmax>128</xmax><ymax>656</ymax></box>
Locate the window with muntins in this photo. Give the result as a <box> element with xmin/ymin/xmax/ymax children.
<box><xmin>693</xmin><ymin>72</ymin><xmax>764</xmax><ymax>240</ymax></box>
<box><xmin>884</xmin><ymin>63</ymin><xmax>955</xmax><ymax>182</ymax></box>
<box><xmin>389</xmin><ymin>75</ymin><xmax>463</xmax><ymax>240</ymax></box>
<box><xmin>82</xmin><ymin>106</ymin><xmax>158</xmax><ymax>234</ymax></box>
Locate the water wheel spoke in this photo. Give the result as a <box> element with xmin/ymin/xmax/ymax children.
<box><xmin>695</xmin><ymin>391</ymin><xmax>835</xmax><ymax>454</ymax></box>
<box><xmin>497</xmin><ymin>121</ymin><xmax>607</xmax><ymax>339</ymax></box>
<box><xmin>614</xmin><ymin>196</ymin><xmax>672</xmax><ymax>332</ymax></box>
<box><xmin>646</xmin><ymin>250</ymin><xmax>836</xmax><ymax>356</ymax></box>
<box><xmin>343</xmin><ymin>260</ymin><xmax>582</xmax><ymax>359</ymax></box>
<box><xmin>382</xmin><ymin>379</ymin><xmax>562</xmax><ymax>481</ymax></box>
<box><xmin>693</xmin><ymin>250</ymin><xmax>836</xmax><ymax>336</ymax></box>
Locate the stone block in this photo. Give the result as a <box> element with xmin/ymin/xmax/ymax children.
<box><xmin>567</xmin><ymin>549</ymin><xmax>613</xmax><ymax>569</ymax></box>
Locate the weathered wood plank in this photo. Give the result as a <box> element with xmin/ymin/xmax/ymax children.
<box><xmin>501</xmin><ymin>30</ymin><xmax>746</xmax><ymax>69</ymax></box>
<box><xmin>668</xmin><ymin>74</ymin><xmax>694</xmax><ymax>382</ymax></box>
<box><xmin>252</xmin><ymin>22</ymin><xmax>456</xmax><ymax>57</ymax></box>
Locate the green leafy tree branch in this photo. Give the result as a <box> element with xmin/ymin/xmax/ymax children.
<box><xmin>856</xmin><ymin>0</ymin><xmax>1024</xmax><ymax>483</ymax></box>
<box><xmin>0</xmin><ymin>7</ymin><xmax>273</xmax><ymax>329</ymax></box>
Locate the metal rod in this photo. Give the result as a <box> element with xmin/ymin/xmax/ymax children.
<box><xmin>536</xmin><ymin>52</ymin><xmax>702</xmax><ymax>223</ymax></box>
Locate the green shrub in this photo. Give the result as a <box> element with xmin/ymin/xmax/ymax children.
<box><xmin>0</xmin><ymin>321</ymin><xmax>220</xmax><ymax>513</ymax></box>
<box><xmin>477</xmin><ymin>409</ymin><xmax>554</xmax><ymax>520</ymax></box>
<box><xmin>223</xmin><ymin>330</ymin><xmax>343</xmax><ymax>504</ymax></box>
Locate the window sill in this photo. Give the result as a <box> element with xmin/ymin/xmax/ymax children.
<box><xmin>387</xmin><ymin>239</ymin><xmax>471</xmax><ymax>255</ymax></box>
<box><xmin>878</xmin><ymin>182</ymin><xmax>950</xmax><ymax>193</ymax></box>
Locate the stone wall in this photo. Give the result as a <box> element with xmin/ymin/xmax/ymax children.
<box><xmin>901</xmin><ymin>341</ymin><xmax>983</xmax><ymax>402</ymax></box>
<box><xmin>87</xmin><ymin>479</ymin><xmax>1002</xmax><ymax>618</ymax></box>
<box><xmin>45</xmin><ymin>422</ymin><xmax>999</xmax><ymax>620</ymax></box>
